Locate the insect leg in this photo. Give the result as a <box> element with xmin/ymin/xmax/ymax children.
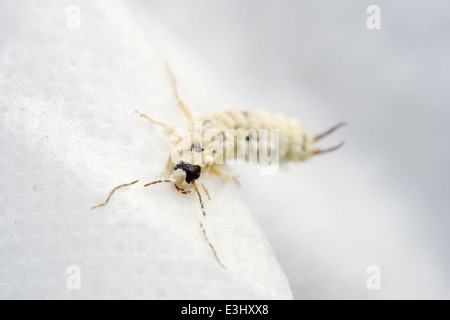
<box><xmin>210</xmin><ymin>167</ymin><xmax>241</xmax><ymax>186</ymax></box>
<box><xmin>165</xmin><ymin>63</ymin><xmax>193</xmax><ymax>120</ymax></box>
<box><xmin>164</xmin><ymin>156</ymin><xmax>172</xmax><ymax>171</ymax></box>
<box><xmin>201</xmin><ymin>183</ymin><xmax>211</xmax><ymax>200</ymax></box>
<box><xmin>156</xmin><ymin>156</ymin><xmax>174</xmax><ymax>178</ymax></box>
<box><xmin>91</xmin><ymin>180</ymin><xmax>139</xmax><ymax>209</ymax></box>
<box><xmin>135</xmin><ymin>110</ymin><xmax>180</xmax><ymax>139</ymax></box>
<box><xmin>134</xmin><ymin>110</ymin><xmax>169</xmax><ymax>128</ymax></box>
<box><xmin>174</xmin><ymin>184</ymin><xmax>192</xmax><ymax>194</ymax></box>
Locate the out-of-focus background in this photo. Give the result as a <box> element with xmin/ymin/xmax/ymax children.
<box><xmin>127</xmin><ymin>0</ymin><xmax>450</xmax><ymax>299</ymax></box>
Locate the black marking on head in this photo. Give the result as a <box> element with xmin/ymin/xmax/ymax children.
<box><xmin>189</xmin><ymin>143</ymin><xmax>204</xmax><ymax>153</ymax></box>
<box><xmin>174</xmin><ymin>161</ymin><xmax>201</xmax><ymax>183</ymax></box>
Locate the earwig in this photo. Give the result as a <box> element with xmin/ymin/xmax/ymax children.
<box><xmin>92</xmin><ymin>65</ymin><xmax>345</xmax><ymax>269</ymax></box>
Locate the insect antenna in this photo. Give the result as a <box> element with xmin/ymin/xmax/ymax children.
<box><xmin>314</xmin><ymin>122</ymin><xmax>346</xmax><ymax>141</ymax></box>
<box><xmin>192</xmin><ymin>182</ymin><xmax>225</xmax><ymax>268</ymax></box>
<box><xmin>199</xmin><ymin>221</ymin><xmax>226</xmax><ymax>269</ymax></box>
<box><xmin>91</xmin><ymin>180</ymin><xmax>139</xmax><ymax>209</ymax></box>
<box><xmin>143</xmin><ymin>179</ymin><xmax>173</xmax><ymax>187</ymax></box>
<box><xmin>201</xmin><ymin>183</ymin><xmax>211</xmax><ymax>200</ymax></box>
<box><xmin>312</xmin><ymin>141</ymin><xmax>345</xmax><ymax>155</ymax></box>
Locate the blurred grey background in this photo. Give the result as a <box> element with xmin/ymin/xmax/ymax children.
<box><xmin>126</xmin><ymin>0</ymin><xmax>450</xmax><ymax>299</ymax></box>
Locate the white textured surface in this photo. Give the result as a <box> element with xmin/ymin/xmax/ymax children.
<box><xmin>0</xmin><ymin>0</ymin><xmax>293</xmax><ymax>299</ymax></box>
<box><xmin>3</xmin><ymin>0</ymin><xmax>450</xmax><ymax>300</ymax></box>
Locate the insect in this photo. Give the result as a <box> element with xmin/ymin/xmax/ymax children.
<box><xmin>92</xmin><ymin>65</ymin><xmax>345</xmax><ymax>269</ymax></box>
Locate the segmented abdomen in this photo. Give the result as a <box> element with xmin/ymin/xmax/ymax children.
<box><xmin>201</xmin><ymin>108</ymin><xmax>314</xmax><ymax>162</ymax></box>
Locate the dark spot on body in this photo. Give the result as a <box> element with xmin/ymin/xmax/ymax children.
<box><xmin>189</xmin><ymin>143</ymin><xmax>204</xmax><ymax>153</ymax></box>
<box><xmin>174</xmin><ymin>161</ymin><xmax>201</xmax><ymax>183</ymax></box>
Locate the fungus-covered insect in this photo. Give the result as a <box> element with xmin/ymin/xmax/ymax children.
<box><xmin>92</xmin><ymin>65</ymin><xmax>345</xmax><ymax>269</ymax></box>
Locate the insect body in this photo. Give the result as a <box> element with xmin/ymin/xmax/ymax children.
<box><xmin>166</xmin><ymin>108</ymin><xmax>345</xmax><ymax>186</ymax></box>
<box><xmin>92</xmin><ymin>65</ymin><xmax>345</xmax><ymax>269</ymax></box>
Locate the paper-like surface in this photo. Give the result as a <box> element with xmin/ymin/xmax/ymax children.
<box><xmin>0</xmin><ymin>0</ymin><xmax>293</xmax><ymax>299</ymax></box>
